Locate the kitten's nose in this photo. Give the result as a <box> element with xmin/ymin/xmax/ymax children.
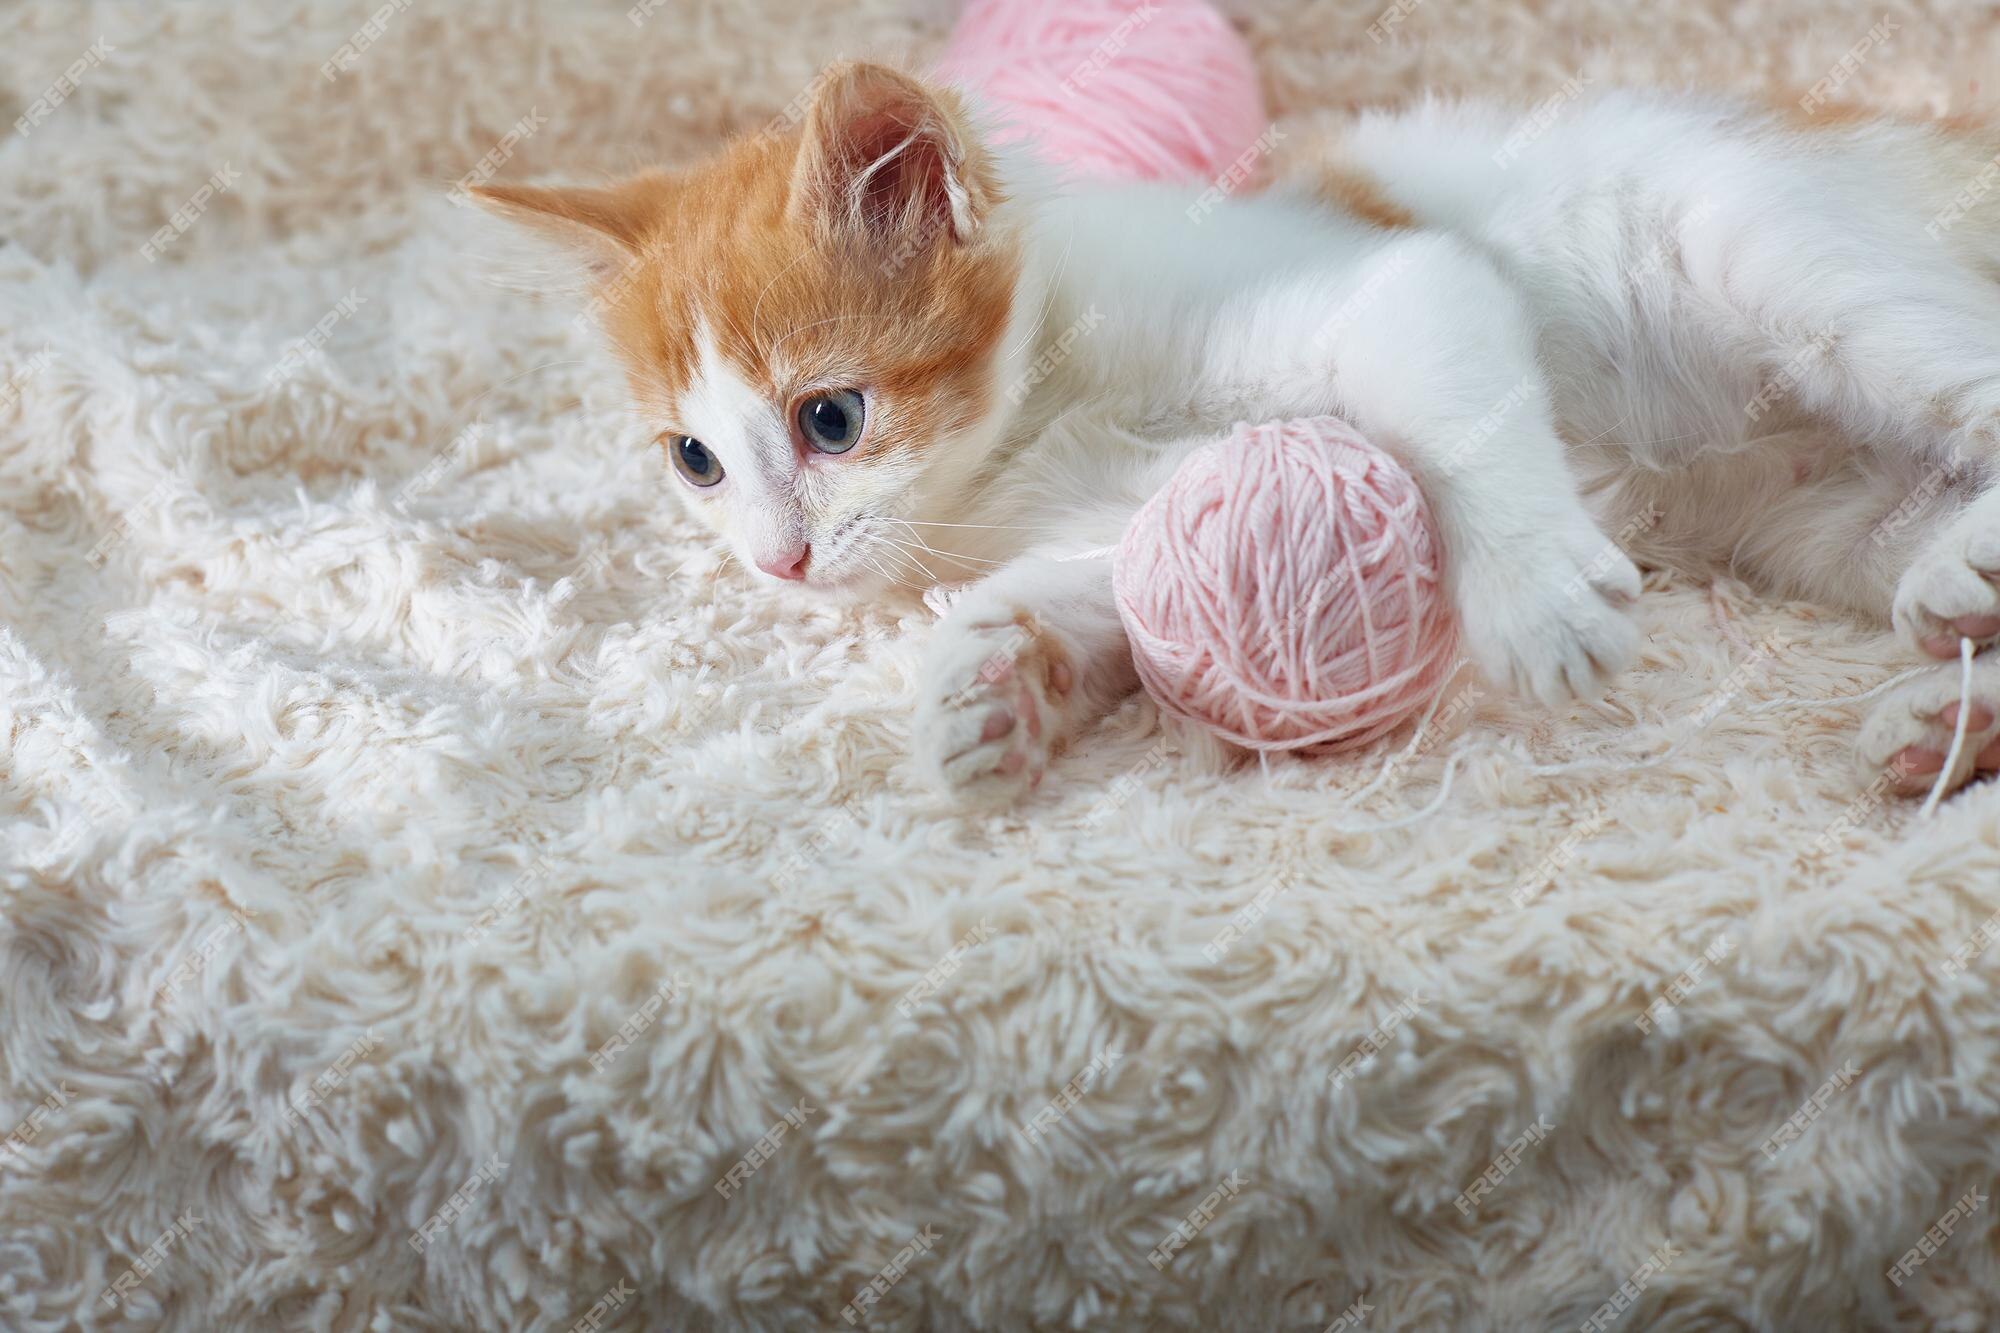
<box><xmin>756</xmin><ymin>543</ymin><xmax>810</xmax><ymax>582</ymax></box>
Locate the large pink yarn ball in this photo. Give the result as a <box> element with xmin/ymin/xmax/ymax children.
<box><xmin>1113</xmin><ymin>418</ymin><xmax>1460</xmax><ymax>754</ymax></box>
<box><xmin>936</xmin><ymin>0</ymin><xmax>1268</xmax><ymax>184</ymax></box>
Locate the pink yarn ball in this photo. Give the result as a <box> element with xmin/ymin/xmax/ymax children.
<box><xmin>936</xmin><ymin>0</ymin><xmax>1267</xmax><ymax>184</ymax></box>
<box><xmin>1113</xmin><ymin>418</ymin><xmax>1460</xmax><ymax>754</ymax></box>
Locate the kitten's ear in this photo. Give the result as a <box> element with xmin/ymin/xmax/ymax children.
<box><xmin>788</xmin><ymin>62</ymin><xmax>993</xmax><ymax>253</ymax></box>
<box><xmin>468</xmin><ymin>178</ymin><xmax>662</xmax><ymax>279</ymax></box>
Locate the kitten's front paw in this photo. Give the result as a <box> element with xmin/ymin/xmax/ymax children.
<box><xmin>1892</xmin><ymin>526</ymin><xmax>2000</xmax><ymax>659</ymax></box>
<box><xmin>1454</xmin><ymin>515</ymin><xmax>1641</xmax><ymax>705</ymax></box>
<box><xmin>915</xmin><ymin>611</ymin><xmax>1076</xmax><ymax>806</ymax></box>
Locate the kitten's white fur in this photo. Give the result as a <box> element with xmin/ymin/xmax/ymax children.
<box><xmin>677</xmin><ymin>90</ymin><xmax>2000</xmax><ymax>805</ymax></box>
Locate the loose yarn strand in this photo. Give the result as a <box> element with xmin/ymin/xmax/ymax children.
<box><xmin>1923</xmin><ymin>636</ymin><xmax>1979</xmax><ymax>820</ymax></box>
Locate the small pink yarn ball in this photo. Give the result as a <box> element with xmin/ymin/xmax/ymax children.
<box><xmin>1113</xmin><ymin>418</ymin><xmax>1460</xmax><ymax>754</ymax></box>
<box><xmin>936</xmin><ymin>0</ymin><xmax>1267</xmax><ymax>184</ymax></box>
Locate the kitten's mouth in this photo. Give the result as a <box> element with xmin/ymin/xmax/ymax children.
<box><xmin>800</xmin><ymin>512</ymin><xmax>912</xmax><ymax>592</ymax></box>
<box><xmin>793</xmin><ymin>518</ymin><xmax>877</xmax><ymax>591</ymax></box>
<box><xmin>798</xmin><ymin>564</ymin><xmax>870</xmax><ymax>591</ymax></box>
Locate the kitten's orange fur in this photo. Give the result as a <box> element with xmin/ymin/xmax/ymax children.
<box><xmin>474</xmin><ymin>63</ymin><xmax>1021</xmax><ymax>469</ymax></box>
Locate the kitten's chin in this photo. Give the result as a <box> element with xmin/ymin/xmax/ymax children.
<box><xmin>800</xmin><ymin>569</ymin><xmax>873</xmax><ymax>594</ymax></box>
<box><xmin>791</xmin><ymin>563</ymin><xmax>900</xmax><ymax>598</ymax></box>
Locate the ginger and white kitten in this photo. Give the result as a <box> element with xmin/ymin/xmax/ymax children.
<box><xmin>477</xmin><ymin>62</ymin><xmax>2000</xmax><ymax>806</ymax></box>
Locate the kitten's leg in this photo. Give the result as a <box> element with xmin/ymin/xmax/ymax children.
<box><xmin>913</xmin><ymin>542</ymin><xmax>1137</xmax><ymax>805</ymax></box>
<box><xmin>1255</xmin><ymin>233</ymin><xmax>1642</xmax><ymax>703</ymax></box>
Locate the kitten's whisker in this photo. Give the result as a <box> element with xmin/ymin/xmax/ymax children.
<box><xmin>872</xmin><ymin>535</ymin><xmax>938</xmax><ymax>578</ymax></box>
<box><xmin>1566</xmin><ymin>413</ymin><xmax>1640</xmax><ymax>452</ymax></box>
<box><xmin>708</xmin><ymin>550</ymin><xmax>737</xmax><ymax>594</ymax></box>
<box><xmin>898</xmin><ymin>519</ymin><xmax>1045</xmax><ymax>532</ymax></box>
<box><xmin>879</xmin><ymin>533</ymin><xmax>1005</xmax><ymax>568</ymax></box>
<box><xmin>713</xmin><ymin>299</ymin><xmax>761</xmax><ymax>368</ymax></box>
<box><xmin>767</xmin><ymin>311</ymin><xmax>907</xmax><ymax>359</ymax></box>
<box><xmin>748</xmin><ymin>244</ymin><xmax>823</xmax><ymax>345</ymax></box>
<box><xmin>877</xmin><ymin>527</ymin><xmax>961</xmax><ymax>583</ymax></box>
<box><xmin>879</xmin><ymin>531</ymin><xmax>956</xmax><ymax>573</ymax></box>
<box><xmin>847</xmin><ymin>521</ymin><xmax>922</xmax><ymax>572</ymax></box>
<box><xmin>884</xmin><ymin>530</ymin><xmax>1006</xmax><ymax>569</ymax></box>
<box><xmin>1556</xmin><ymin>408</ymin><xmax>1721</xmax><ymax>458</ymax></box>
<box><xmin>458</xmin><ymin>358</ymin><xmax>593</xmax><ymax>422</ymax></box>
<box><xmin>665</xmin><ymin>540</ymin><xmax>732</xmax><ymax>580</ymax></box>
<box><xmin>1004</xmin><ymin>214</ymin><xmax>1080</xmax><ymax>363</ymax></box>
<box><xmin>1570</xmin><ymin>430</ymin><xmax>1711</xmax><ymax>450</ymax></box>
<box><xmin>858</xmin><ymin>541</ymin><xmax>925</xmax><ymax>586</ymax></box>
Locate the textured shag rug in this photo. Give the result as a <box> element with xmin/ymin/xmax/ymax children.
<box><xmin>4</xmin><ymin>1</ymin><xmax>2000</xmax><ymax>1329</ymax></box>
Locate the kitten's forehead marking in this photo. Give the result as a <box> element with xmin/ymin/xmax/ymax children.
<box><xmin>681</xmin><ymin>319</ymin><xmax>790</xmax><ymax>490</ymax></box>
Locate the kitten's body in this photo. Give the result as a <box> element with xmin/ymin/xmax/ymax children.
<box><xmin>479</xmin><ymin>67</ymin><xmax>2000</xmax><ymax>804</ymax></box>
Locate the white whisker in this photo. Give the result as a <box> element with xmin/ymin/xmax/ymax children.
<box><xmin>1004</xmin><ymin>213</ymin><xmax>1079</xmax><ymax>363</ymax></box>
<box><xmin>872</xmin><ymin>537</ymin><xmax>939</xmax><ymax>579</ymax></box>
<box><xmin>747</xmin><ymin>243</ymin><xmax>820</xmax><ymax>346</ymax></box>
<box><xmin>878</xmin><ymin>532</ymin><xmax>1005</xmax><ymax>568</ymax></box>
<box><xmin>898</xmin><ymin>519</ymin><xmax>1046</xmax><ymax>532</ymax></box>
<box><xmin>768</xmin><ymin>310</ymin><xmax>905</xmax><ymax>360</ymax></box>
<box><xmin>665</xmin><ymin>540</ymin><xmax>731</xmax><ymax>580</ymax></box>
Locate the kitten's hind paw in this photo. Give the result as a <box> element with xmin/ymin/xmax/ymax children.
<box><xmin>1892</xmin><ymin>520</ymin><xmax>2000</xmax><ymax>659</ymax></box>
<box><xmin>1857</xmin><ymin>656</ymin><xmax>2000</xmax><ymax>799</ymax></box>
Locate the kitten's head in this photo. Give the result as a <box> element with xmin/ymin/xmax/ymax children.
<box><xmin>475</xmin><ymin>62</ymin><xmax>1022</xmax><ymax>590</ymax></box>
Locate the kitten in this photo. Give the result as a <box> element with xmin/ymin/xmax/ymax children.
<box><xmin>476</xmin><ymin>61</ymin><xmax>2000</xmax><ymax>806</ymax></box>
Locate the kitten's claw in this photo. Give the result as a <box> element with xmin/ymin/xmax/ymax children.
<box><xmin>916</xmin><ymin>612</ymin><xmax>1073</xmax><ymax>806</ymax></box>
<box><xmin>1453</xmin><ymin>513</ymin><xmax>1641</xmax><ymax>705</ymax></box>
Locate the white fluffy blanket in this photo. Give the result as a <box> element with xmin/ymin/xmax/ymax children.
<box><xmin>4</xmin><ymin>2</ymin><xmax>1999</xmax><ymax>1329</ymax></box>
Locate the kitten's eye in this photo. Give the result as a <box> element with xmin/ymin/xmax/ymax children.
<box><xmin>797</xmin><ymin>389</ymin><xmax>865</xmax><ymax>454</ymax></box>
<box><xmin>669</xmin><ymin>435</ymin><xmax>723</xmax><ymax>487</ymax></box>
